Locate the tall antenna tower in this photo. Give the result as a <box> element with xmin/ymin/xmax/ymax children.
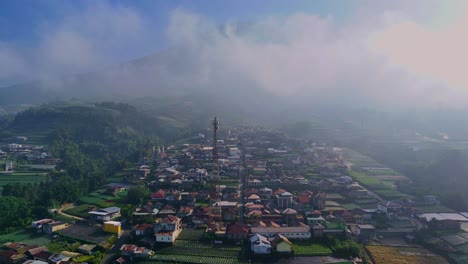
<box><xmin>213</xmin><ymin>116</ymin><xmax>219</xmax><ymax>175</ymax></box>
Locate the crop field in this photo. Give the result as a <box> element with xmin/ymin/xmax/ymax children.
<box><xmin>0</xmin><ymin>172</ymin><xmax>48</xmax><ymax>193</ymax></box>
<box><xmin>64</xmin><ymin>204</ymin><xmax>92</xmax><ymax>219</ymax></box>
<box><xmin>291</xmin><ymin>242</ymin><xmax>332</xmax><ymax>256</ymax></box>
<box><xmin>148</xmin><ymin>254</ymin><xmax>245</xmax><ymax>264</ymax></box>
<box><xmin>78</xmin><ymin>188</ymin><xmax>127</xmax><ymax>207</ymax></box>
<box><xmin>366</xmin><ymin>245</ymin><xmax>449</xmax><ymax>264</ymax></box>
<box><xmin>0</xmin><ymin>230</ymin><xmax>51</xmax><ymax>245</ymax></box>
<box><xmin>373</xmin><ymin>189</ymin><xmax>409</xmax><ymax>200</ymax></box>
<box><xmin>176</xmin><ymin>228</ymin><xmax>205</xmax><ymax>241</ymax></box>
<box><xmin>157</xmin><ymin>240</ymin><xmax>241</xmax><ymax>259</ymax></box>
<box><xmin>59</xmin><ymin>224</ymin><xmax>112</xmax><ymax>245</ymax></box>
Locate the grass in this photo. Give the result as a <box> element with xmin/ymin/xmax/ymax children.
<box><xmin>291</xmin><ymin>241</ymin><xmax>332</xmax><ymax>256</ymax></box>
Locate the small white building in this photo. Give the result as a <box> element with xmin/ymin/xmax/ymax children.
<box><xmin>250</xmin><ymin>234</ymin><xmax>272</xmax><ymax>254</ymax></box>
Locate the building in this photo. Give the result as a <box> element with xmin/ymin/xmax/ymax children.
<box><xmin>31</xmin><ymin>219</ymin><xmax>53</xmax><ymax>231</ymax></box>
<box><xmin>250</xmin><ymin>225</ymin><xmax>311</xmax><ymax>240</ymax></box>
<box><xmin>5</xmin><ymin>161</ymin><xmax>13</xmax><ymax>172</ymax></box>
<box><xmin>377</xmin><ymin>201</ymin><xmax>402</xmax><ymax>219</ymax></box>
<box><xmin>349</xmin><ymin>224</ymin><xmax>376</xmax><ymax>241</ymax></box>
<box><xmin>250</xmin><ymin>234</ymin><xmax>272</xmax><ymax>254</ymax></box>
<box><xmin>104</xmin><ymin>221</ymin><xmax>122</xmax><ymax>234</ymax></box>
<box><xmin>270</xmin><ymin>234</ymin><xmax>292</xmax><ymax>253</ymax></box>
<box><xmin>226</xmin><ymin>223</ymin><xmax>249</xmax><ymax>241</ymax></box>
<box><xmin>77</xmin><ymin>244</ymin><xmax>97</xmax><ymax>255</ymax></box>
<box><xmin>277</xmin><ymin>192</ymin><xmax>293</xmax><ymax>209</ymax></box>
<box><xmin>42</xmin><ymin>221</ymin><xmax>69</xmax><ymax>235</ymax></box>
<box><xmin>88</xmin><ymin>207</ymin><xmax>121</xmax><ymax>222</ymax></box>
<box><xmin>154</xmin><ymin>216</ymin><xmax>182</xmax><ymax>243</ymax></box>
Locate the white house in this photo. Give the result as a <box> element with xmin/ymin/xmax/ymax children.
<box><xmin>250</xmin><ymin>234</ymin><xmax>272</xmax><ymax>254</ymax></box>
<box><xmin>154</xmin><ymin>216</ymin><xmax>182</xmax><ymax>243</ymax></box>
<box><xmin>377</xmin><ymin>201</ymin><xmax>402</xmax><ymax>219</ymax></box>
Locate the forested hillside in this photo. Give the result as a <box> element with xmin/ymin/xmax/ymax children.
<box><xmin>0</xmin><ymin>102</ymin><xmax>190</xmax><ymax>233</ymax></box>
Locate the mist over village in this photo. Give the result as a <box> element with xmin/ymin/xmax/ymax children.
<box><xmin>2</xmin><ymin>1</ymin><xmax>468</xmax><ymax>264</ymax></box>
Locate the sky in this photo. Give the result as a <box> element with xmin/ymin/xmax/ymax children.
<box><xmin>1</xmin><ymin>0</ymin><xmax>468</xmax><ymax>108</ymax></box>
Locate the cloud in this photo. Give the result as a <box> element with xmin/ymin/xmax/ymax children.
<box><xmin>164</xmin><ymin>9</ymin><xmax>468</xmax><ymax>108</ymax></box>
<box><xmin>2</xmin><ymin>2</ymin><xmax>468</xmax><ymax>109</ymax></box>
<box><xmin>0</xmin><ymin>2</ymin><xmax>153</xmax><ymax>86</ymax></box>
<box><xmin>372</xmin><ymin>10</ymin><xmax>468</xmax><ymax>91</ymax></box>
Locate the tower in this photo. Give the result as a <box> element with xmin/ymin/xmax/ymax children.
<box><xmin>213</xmin><ymin>116</ymin><xmax>219</xmax><ymax>175</ymax></box>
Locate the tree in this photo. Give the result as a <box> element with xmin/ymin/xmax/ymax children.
<box><xmin>127</xmin><ymin>185</ymin><xmax>150</xmax><ymax>205</ymax></box>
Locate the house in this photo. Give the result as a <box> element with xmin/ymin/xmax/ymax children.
<box><xmin>250</xmin><ymin>234</ymin><xmax>272</xmax><ymax>254</ymax></box>
<box><xmin>77</xmin><ymin>244</ymin><xmax>97</xmax><ymax>255</ymax></box>
<box><xmin>0</xmin><ymin>250</ymin><xmax>27</xmax><ymax>264</ymax></box>
<box><xmin>114</xmin><ymin>257</ymin><xmax>126</xmax><ymax>264</ymax></box>
<box><xmin>104</xmin><ymin>221</ymin><xmax>122</xmax><ymax>234</ymax></box>
<box><xmin>154</xmin><ymin>215</ymin><xmax>182</xmax><ymax>243</ymax></box>
<box><xmin>33</xmin><ymin>251</ymin><xmax>53</xmax><ymax>262</ymax></box>
<box><xmin>306</xmin><ymin>210</ymin><xmax>325</xmax><ymax>225</ymax></box>
<box><xmin>43</xmin><ymin>221</ymin><xmax>69</xmax><ymax>235</ymax></box>
<box><xmin>151</xmin><ymin>190</ymin><xmax>166</xmax><ymax>200</ymax></box>
<box><xmin>31</xmin><ymin>219</ymin><xmax>53</xmax><ymax>230</ymax></box>
<box><xmin>134</xmin><ymin>224</ymin><xmax>153</xmax><ymax>236</ymax></box>
<box><xmin>276</xmin><ymin>192</ymin><xmax>293</xmax><ymax>209</ymax></box>
<box><xmin>26</xmin><ymin>246</ymin><xmax>48</xmax><ymax>258</ymax></box>
<box><xmin>311</xmin><ymin>223</ymin><xmax>325</xmax><ymax>238</ymax></box>
<box><xmin>270</xmin><ymin>234</ymin><xmax>292</xmax><ymax>253</ymax></box>
<box><xmin>88</xmin><ymin>207</ymin><xmax>121</xmax><ymax>222</ymax></box>
<box><xmin>120</xmin><ymin>244</ymin><xmax>137</xmax><ymax>257</ymax></box>
<box><xmin>258</xmin><ymin>187</ymin><xmax>272</xmax><ymax>199</ymax></box>
<box><xmin>349</xmin><ymin>224</ymin><xmax>376</xmax><ymax>241</ymax></box>
<box><xmin>48</xmin><ymin>253</ymin><xmax>70</xmax><ymax>264</ymax></box>
<box><xmin>377</xmin><ymin>201</ymin><xmax>402</xmax><ymax>219</ymax></box>
<box><xmin>298</xmin><ymin>190</ymin><xmax>313</xmax><ymax>204</ymax></box>
<box><xmin>226</xmin><ymin>223</ymin><xmax>249</xmax><ymax>241</ymax></box>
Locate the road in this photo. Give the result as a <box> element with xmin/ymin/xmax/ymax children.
<box><xmin>102</xmin><ymin>230</ymin><xmax>131</xmax><ymax>264</ymax></box>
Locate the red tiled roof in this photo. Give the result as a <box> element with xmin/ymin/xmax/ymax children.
<box><xmin>226</xmin><ymin>223</ymin><xmax>249</xmax><ymax>235</ymax></box>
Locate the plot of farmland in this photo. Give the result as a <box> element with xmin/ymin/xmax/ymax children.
<box><xmin>156</xmin><ymin>240</ymin><xmax>242</xmax><ymax>259</ymax></box>
<box><xmin>366</xmin><ymin>245</ymin><xmax>449</xmax><ymax>264</ymax></box>
<box><xmin>78</xmin><ymin>189</ymin><xmax>128</xmax><ymax>207</ymax></box>
<box><xmin>0</xmin><ymin>172</ymin><xmax>48</xmax><ymax>193</ymax></box>
<box><xmin>291</xmin><ymin>242</ymin><xmax>332</xmax><ymax>256</ymax></box>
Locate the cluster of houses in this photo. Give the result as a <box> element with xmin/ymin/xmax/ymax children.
<box><xmin>0</xmin><ymin>242</ymin><xmax>97</xmax><ymax>264</ymax></box>
<box><xmin>0</xmin><ymin>140</ymin><xmax>58</xmax><ymax>171</ymax></box>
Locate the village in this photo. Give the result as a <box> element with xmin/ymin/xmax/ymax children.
<box><xmin>1</xmin><ymin>122</ymin><xmax>468</xmax><ymax>264</ymax></box>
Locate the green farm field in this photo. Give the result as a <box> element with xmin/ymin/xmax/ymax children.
<box><xmin>0</xmin><ymin>172</ymin><xmax>48</xmax><ymax>193</ymax></box>
<box><xmin>292</xmin><ymin>241</ymin><xmax>332</xmax><ymax>256</ymax></box>
<box><xmin>78</xmin><ymin>188</ymin><xmax>128</xmax><ymax>208</ymax></box>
